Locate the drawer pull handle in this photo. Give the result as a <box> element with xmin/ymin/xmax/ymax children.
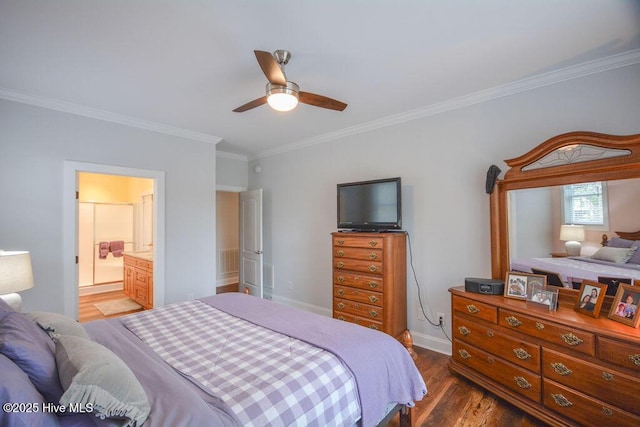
<box><xmin>487</xmin><ymin>356</ymin><xmax>494</xmax><ymax>364</ymax></box>
<box><xmin>486</xmin><ymin>331</ymin><xmax>494</xmax><ymax>337</ymax></box>
<box><xmin>466</xmin><ymin>305</ymin><xmax>480</xmax><ymax>314</ymax></box>
<box><xmin>602</xmin><ymin>372</ymin><xmax>614</xmax><ymax>382</ymax></box>
<box><xmin>368</xmin><ymin>325</ymin><xmax>380</xmax><ymax>330</ymax></box>
<box><xmin>514</xmin><ymin>377</ymin><xmax>531</xmax><ymax>389</ymax></box>
<box><xmin>369</xmin><ymin>310</ymin><xmax>378</xmax><ymax>318</ymax></box>
<box><xmin>551</xmin><ymin>363</ymin><xmax>573</xmax><ymax>376</ymax></box>
<box><xmin>368</xmin><ymin>296</ymin><xmax>378</xmax><ymax>303</ymax></box>
<box><xmin>505</xmin><ymin>316</ymin><xmax>523</xmax><ymax>327</ymax></box>
<box><xmin>368</xmin><ymin>240</ymin><xmax>377</xmax><ymax>247</ymax></box>
<box><xmin>458</xmin><ymin>349</ymin><xmax>471</xmax><ymax>359</ymax></box>
<box><xmin>337</xmin><ymin>302</ymin><xmax>345</xmax><ymax>309</ymax></box>
<box><xmin>337</xmin><ymin>316</ymin><xmax>345</xmax><ymax>321</ymax></box>
<box><xmin>337</xmin><ymin>250</ymin><xmax>345</xmax><ymax>257</ymax></box>
<box><xmin>560</xmin><ymin>333</ymin><xmax>584</xmax><ymax>346</ymax></box>
<box><xmin>368</xmin><ymin>265</ymin><xmax>378</xmax><ymax>272</ymax></box>
<box><xmin>629</xmin><ymin>354</ymin><xmax>640</xmax><ymax>366</ymax></box>
<box><xmin>513</xmin><ymin>348</ymin><xmax>531</xmax><ymax>360</ymax></box>
<box><xmin>368</xmin><ymin>281</ymin><xmax>378</xmax><ymax>289</ymax></box>
<box><xmin>337</xmin><ymin>289</ymin><xmax>345</xmax><ymax>296</ymax></box>
<box><xmin>337</xmin><ymin>239</ymin><xmax>344</xmax><ymax>245</ymax></box>
<box><xmin>535</xmin><ymin>322</ymin><xmax>545</xmax><ymax>330</ymax></box>
<box><xmin>458</xmin><ymin>326</ymin><xmax>471</xmax><ymax>336</ymax></box>
<box><xmin>337</xmin><ymin>262</ymin><xmax>345</xmax><ymax>268</ymax></box>
<box><xmin>337</xmin><ymin>276</ymin><xmax>345</xmax><ymax>283</ymax></box>
<box><xmin>551</xmin><ymin>393</ymin><xmax>573</xmax><ymax>408</ymax></box>
<box><xmin>368</xmin><ymin>252</ymin><xmax>378</xmax><ymax>260</ymax></box>
<box><xmin>602</xmin><ymin>407</ymin><xmax>613</xmax><ymax>417</ymax></box>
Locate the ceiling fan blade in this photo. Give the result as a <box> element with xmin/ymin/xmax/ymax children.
<box><xmin>299</xmin><ymin>92</ymin><xmax>347</xmax><ymax>111</ymax></box>
<box><xmin>232</xmin><ymin>96</ymin><xmax>267</xmax><ymax>112</ymax></box>
<box><xmin>254</xmin><ymin>50</ymin><xmax>286</xmax><ymax>86</ymax></box>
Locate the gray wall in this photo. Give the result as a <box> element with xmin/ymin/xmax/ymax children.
<box><xmin>0</xmin><ymin>99</ymin><xmax>217</xmax><ymax>313</ymax></box>
<box><xmin>247</xmin><ymin>64</ymin><xmax>640</xmax><ymax>353</ymax></box>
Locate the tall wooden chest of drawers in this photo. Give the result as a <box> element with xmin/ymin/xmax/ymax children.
<box><xmin>332</xmin><ymin>232</ymin><xmax>407</xmax><ymax>341</ymax></box>
<box><xmin>449</xmin><ymin>287</ymin><xmax>640</xmax><ymax>427</ymax></box>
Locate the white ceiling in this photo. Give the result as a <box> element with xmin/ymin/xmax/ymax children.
<box><xmin>1</xmin><ymin>1</ymin><xmax>639</xmax><ymax>158</ymax></box>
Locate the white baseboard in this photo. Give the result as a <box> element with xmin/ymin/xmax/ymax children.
<box><xmin>78</xmin><ymin>282</ymin><xmax>123</xmax><ymax>296</ymax></box>
<box><xmin>216</xmin><ymin>275</ymin><xmax>239</xmax><ymax>286</ymax></box>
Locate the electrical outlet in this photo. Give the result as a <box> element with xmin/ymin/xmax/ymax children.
<box><xmin>437</xmin><ymin>312</ymin><xmax>445</xmax><ymax>326</ymax></box>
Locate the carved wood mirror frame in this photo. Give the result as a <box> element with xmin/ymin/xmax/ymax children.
<box><xmin>490</xmin><ymin>131</ymin><xmax>640</xmax><ymax>280</ymax></box>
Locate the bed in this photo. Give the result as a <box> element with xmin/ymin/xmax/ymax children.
<box><xmin>0</xmin><ymin>292</ymin><xmax>426</xmax><ymax>427</ymax></box>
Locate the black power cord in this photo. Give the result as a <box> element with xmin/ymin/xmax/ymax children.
<box><xmin>406</xmin><ymin>232</ymin><xmax>452</xmax><ymax>342</ymax></box>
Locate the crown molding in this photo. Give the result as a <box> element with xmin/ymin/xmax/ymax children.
<box><xmin>0</xmin><ymin>88</ymin><xmax>223</xmax><ymax>144</ymax></box>
<box><xmin>215</xmin><ymin>150</ymin><xmax>249</xmax><ymax>161</ymax></box>
<box><xmin>250</xmin><ymin>49</ymin><xmax>640</xmax><ymax>160</ymax></box>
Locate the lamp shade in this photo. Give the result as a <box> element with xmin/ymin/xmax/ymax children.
<box><xmin>0</xmin><ymin>251</ymin><xmax>34</xmax><ymax>294</ymax></box>
<box><xmin>559</xmin><ymin>224</ymin><xmax>585</xmax><ymax>242</ymax></box>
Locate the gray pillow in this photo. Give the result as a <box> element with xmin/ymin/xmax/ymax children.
<box><xmin>55</xmin><ymin>335</ymin><xmax>150</xmax><ymax>427</ymax></box>
<box><xmin>26</xmin><ymin>311</ymin><xmax>89</xmax><ymax>340</ymax></box>
<box><xmin>607</xmin><ymin>237</ymin><xmax>635</xmax><ymax>248</ymax></box>
<box><xmin>591</xmin><ymin>246</ymin><xmax>637</xmax><ymax>264</ymax></box>
<box><xmin>626</xmin><ymin>241</ymin><xmax>640</xmax><ymax>265</ymax></box>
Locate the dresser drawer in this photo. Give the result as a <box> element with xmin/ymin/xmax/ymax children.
<box><xmin>543</xmin><ymin>379</ymin><xmax>640</xmax><ymax>427</ymax></box>
<box><xmin>334</xmin><ymin>312</ymin><xmax>383</xmax><ymax>331</ymax></box>
<box><xmin>334</xmin><ymin>297</ymin><xmax>383</xmax><ymax>321</ymax></box>
<box><xmin>452</xmin><ymin>295</ymin><xmax>497</xmax><ymax>324</ymax></box>
<box><xmin>334</xmin><ymin>258</ymin><xmax>383</xmax><ymax>275</ymax></box>
<box><xmin>453</xmin><ymin>315</ymin><xmax>540</xmax><ymax>372</ymax></box>
<box><xmin>334</xmin><ymin>285</ymin><xmax>383</xmax><ymax>307</ymax></box>
<box><xmin>135</xmin><ymin>258</ymin><xmax>152</xmax><ymax>270</ymax></box>
<box><xmin>452</xmin><ymin>340</ymin><xmax>541</xmax><ymax>403</ymax></box>
<box><xmin>333</xmin><ymin>235</ymin><xmax>384</xmax><ymax>249</ymax></box>
<box><xmin>500</xmin><ymin>309</ymin><xmax>595</xmax><ymax>356</ymax></box>
<box><xmin>333</xmin><ymin>272</ymin><xmax>383</xmax><ymax>291</ymax></box>
<box><xmin>542</xmin><ymin>348</ymin><xmax>640</xmax><ymax>416</ymax></box>
<box><xmin>598</xmin><ymin>336</ymin><xmax>640</xmax><ymax>374</ymax></box>
<box><xmin>333</xmin><ymin>247</ymin><xmax>383</xmax><ymax>262</ymax></box>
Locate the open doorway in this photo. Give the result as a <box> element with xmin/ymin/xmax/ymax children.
<box><xmin>216</xmin><ymin>190</ymin><xmax>240</xmax><ymax>293</ymax></box>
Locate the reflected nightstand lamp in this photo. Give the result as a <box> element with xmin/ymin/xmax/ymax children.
<box><xmin>559</xmin><ymin>225</ymin><xmax>585</xmax><ymax>257</ymax></box>
<box><xmin>0</xmin><ymin>250</ymin><xmax>34</xmax><ymax>312</ymax></box>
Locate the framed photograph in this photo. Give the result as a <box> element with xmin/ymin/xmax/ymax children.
<box><xmin>608</xmin><ymin>284</ymin><xmax>640</xmax><ymax>328</ymax></box>
<box><xmin>527</xmin><ymin>283</ymin><xmax>559</xmax><ymax>311</ymax></box>
<box><xmin>504</xmin><ymin>272</ymin><xmax>546</xmax><ymax>300</ymax></box>
<box><xmin>574</xmin><ymin>280</ymin><xmax>607</xmax><ymax>318</ymax></box>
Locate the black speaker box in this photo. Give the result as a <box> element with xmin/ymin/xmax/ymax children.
<box><xmin>465</xmin><ymin>277</ymin><xmax>504</xmax><ymax>295</ymax></box>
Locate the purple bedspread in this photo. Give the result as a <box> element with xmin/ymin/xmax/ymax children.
<box><xmin>202</xmin><ymin>293</ymin><xmax>427</xmax><ymax>427</ymax></box>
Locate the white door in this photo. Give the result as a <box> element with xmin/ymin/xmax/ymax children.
<box><xmin>239</xmin><ymin>189</ymin><xmax>263</xmax><ymax>297</ymax></box>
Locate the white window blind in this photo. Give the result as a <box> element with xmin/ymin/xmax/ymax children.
<box><xmin>562</xmin><ymin>182</ymin><xmax>607</xmax><ymax>226</ymax></box>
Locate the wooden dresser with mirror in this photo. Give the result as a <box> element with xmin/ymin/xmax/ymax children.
<box><xmin>449</xmin><ymin>132</ymin><xmax>640</xmax><ymax>427</ymax></box>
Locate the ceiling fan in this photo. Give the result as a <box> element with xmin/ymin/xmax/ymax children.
<box><xmin>233</xmin><ymin>50</ymin><xmax>347</xmax><ymax>113</ymax></box>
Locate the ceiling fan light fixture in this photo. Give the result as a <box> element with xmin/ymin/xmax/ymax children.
<box><xmin>266</xmin><ymin>82</ymin><xmax>299</xmax><ymax>112</ymax></box>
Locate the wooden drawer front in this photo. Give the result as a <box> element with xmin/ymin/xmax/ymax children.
<box><xmin>134</xmin><ymin>284</ymin><xmax>149</xmax><ymax>308</ymax></box>
<box><xmin>452</xmin><ymin>296</ymin><xmax>497</xmax><ymax>324</ymax></box>
<box><xmin>542</xmin><ymin>348</ymin><xmax>640</xmax><ymax>416</ymax></box>
<box><xmin>333</xmin><ymin>247</ymin><xmax>383</xmax><ymax>262</ymax></box>
<box><xmin>598</xmin><ymin>337</ymin><xmax>640</xmax><ymax>374</ymax></box>
<box><xmin>334</xmin><ymin>286</ymin><xmax>383</xmax><ymax>307</ymax></box>
<box><xmin>334</xmin><ymin>312</ymin><xmax>383</xmax><ymax>331</ymax></box>
<box><xmin>333</xmin><ymin>272</ymin><xmax>383</xmax><ymax>292</ymax></box>
<box><xmin>452</xmin><ymin>340</ymin><xmax>541</xmax><ymax>403</ymax></box>
<box><xmin>543</xmin><ymin>379</ymin><xmax>640</xmax><ymax>427</ymax></box>
<box><xmin>135</xmin><ymin>258</ymin><xmax>152</xmax><ymax>270</ymax></box>
<box><xmin>124</xmin><ymin>256</ymin><xmax>136</xmax><ymax>266</ymax></box>
<box><xmin>334</xmin><ymin>297</ymin><xmax>383</xmax><ymax>321</ymax></box>
<box><xmin>134</xmin><ymin>269</ymin><xmax>148</xmax><ymax>284</ymax></box>
<box><xmin>499</xmin><ymin>309</ymin><xmax>595</xmax><ymax>357</ymax></box>
<box><xmin>453</xmin><ymin>315</ymin><xmax>540</xmax><ymax>373</ymax></box>
<box><xmin>333</xmin><ymin>236</ymin><xmax>384</xmax><ymax>249</ymax></box>
<box><xmin>334</xmin><ymin>258</ymin><xmax>383</xmax><ymax>275</ymax></box>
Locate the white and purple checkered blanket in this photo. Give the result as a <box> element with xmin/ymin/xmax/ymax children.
<box><xmin>121</xmin><ymin>300</ymin><xmax>360</xmax><ymax>427</ymax></box>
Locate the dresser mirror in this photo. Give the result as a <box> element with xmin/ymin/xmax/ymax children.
<box><xmin>490</xmin><ymin>132</ymin><xmax>640</xmax><ymax>305</ymax></box>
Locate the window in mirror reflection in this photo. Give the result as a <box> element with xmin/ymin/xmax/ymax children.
<box><xmin>562</xmin><ymin>182</ymin><xmax>608</xmax><ymax>227</ymax></box>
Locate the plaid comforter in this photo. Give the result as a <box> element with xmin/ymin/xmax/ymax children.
<box><xmin>121</xmin><ymin>300</ymin><xmax>360</xmax><ymax>427</ymax></box>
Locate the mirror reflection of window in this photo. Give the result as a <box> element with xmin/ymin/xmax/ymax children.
<box><xmin>562</xmin><ymin>182</ymin><xmax>609</xmax><ymax>228</ymax></box>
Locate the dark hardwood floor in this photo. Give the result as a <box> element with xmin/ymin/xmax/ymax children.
<box><xmin>389</xmin><ymin>346</ymin><xmax>548</xmax><ymax>427</ymax></box>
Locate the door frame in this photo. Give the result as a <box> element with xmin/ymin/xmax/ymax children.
<box><xmin>63</xmin><ymin>161</ymin><xmax>165</xmax><ymax>319</ymax></box>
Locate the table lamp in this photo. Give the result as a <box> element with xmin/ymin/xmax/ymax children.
<box><xmin>559</xmin><ymin>225</ymin><xmax>585</xmax><ymax>256</ymax></box>
<box><xmin>0</xmin><ymin>250</ymin><xmax>34</xmax><ymax>311</ymax></box>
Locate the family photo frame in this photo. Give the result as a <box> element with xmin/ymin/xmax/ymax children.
<box><xmin>504</xmin><ymin>272</ymin><xmax>546</xmax><ymax>300</ymax></box>
<box><xmin>608</xmin><ymin>284</ymin><xmax>640</xmax><ymax>328</ymax></box>
<box><xmin>527</xmin><ymin>281</ymin><xmax>559</xmax><ymax>311</ymax></box>
<box><xmin>574</xmin><ymin>280</ymin><xmax>607</xmax><ymax>318</ymax></box>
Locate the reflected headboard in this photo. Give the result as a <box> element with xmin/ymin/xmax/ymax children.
<box><xmin>602</xmin><ymin>230</ymin><xmax>640</xmax><ymax>246</ymax></box>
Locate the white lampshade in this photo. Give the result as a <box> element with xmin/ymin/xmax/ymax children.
<box><xmin>559</xmin><ymin>225</ymin><xmax>585</xmax><ymax>256</ymax></box>
<box><xmin>266</xmin><ymin>82</ymin><xmax>299</xmax><ymax>112</ymax></box>
<box><xmin>0</xmin><ymin>251</ymin><xmax>34</xmax><ymax>311</ymax></box>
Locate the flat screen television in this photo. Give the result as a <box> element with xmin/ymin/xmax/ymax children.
<box><xmin>337</xmin><ymin>177</ymin><xmax>402</xmax><ymax>231</ymax></box>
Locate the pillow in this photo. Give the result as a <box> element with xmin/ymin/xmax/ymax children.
<box><xmin>607</xmin><ymin>237</ymin><xmax>635</xmax><ymax>248</ymax></box>
<box><xmin>626</xmin><ymin>241</ymin><xmax>640</xmax><ymax>265</ymax></box>
<box><xmin>0</xmin><ymin>353</ymin><xmax>61</xmax><ymax>427</ymax></box>
<box><xmin>591</xmin><ymin>246</ymin><xmax>637</xmax><ymax>264</ymax></box>
<box><xmin>0</xmin><ymin>311</ymin><xmax>64</xmax><ymax>403</ymax></box>
<box><xmin>55</xmin><ymin>335</ymin><xmax>150</xmax><ymax>427</ymax></box>
<box><xmin>26</xmin><ymin>311</ymin><xmax>90</xmax><ymax>340</ymax></box>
